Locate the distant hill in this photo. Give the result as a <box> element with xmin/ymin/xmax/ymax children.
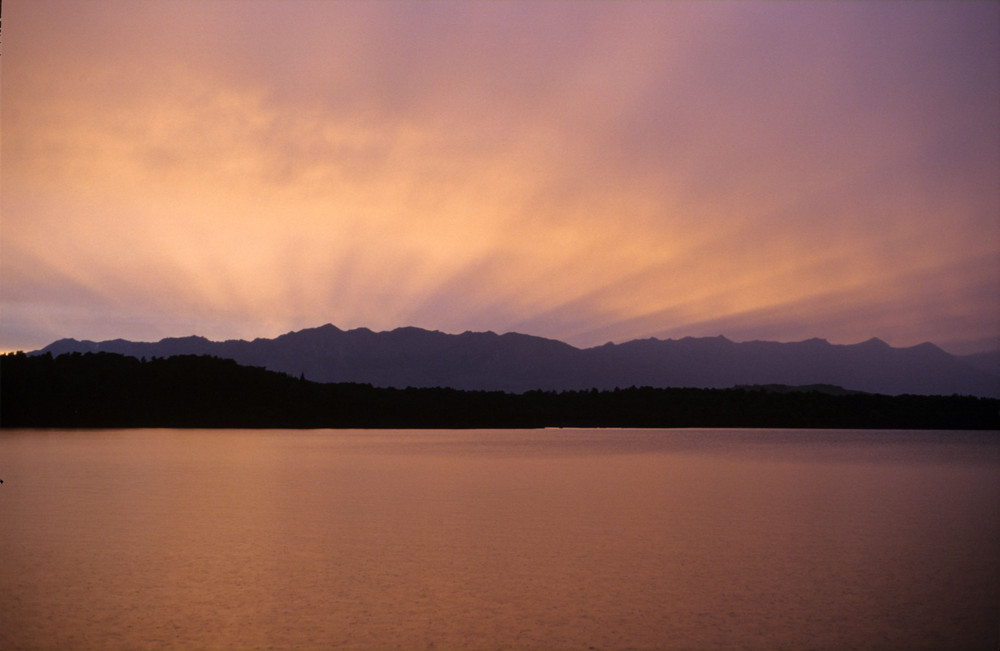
<box><xmin>961</xmin><ymin>350</ymin><xmax>1000</xmax><ymax>377</ymax></box>
<box><xmin>35</xmin><ymin>324</ymin><xmax>1000</xmax><ymax>398</ymax></box>
<box><xmin>734</xmin><ymin>384</ymin><xmax>867</xmax><ymax>396</ymax></box>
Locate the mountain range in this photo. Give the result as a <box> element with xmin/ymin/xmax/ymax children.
<box><xmin>35</xmin><ymin>324</ymin><xmax>1000</xmax><ymax>398</ymax></box>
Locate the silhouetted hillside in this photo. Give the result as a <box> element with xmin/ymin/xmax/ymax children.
<box><xmin>3</xmin><ymin>352</ymin><xmax>997</xmax><ymax>429</ymax></box>
<box><xmin>961</xmin><ymin>350</ymin><xmax>1000</xmax><ymax>376</ymax></box>
<box><xmin>36</xmin><ymin>325</ymin><xmax>1000</xmax><ymax>397</ymax></box>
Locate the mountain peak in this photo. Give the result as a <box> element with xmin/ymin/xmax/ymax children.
<box><xmin>277</xmin><ymin>323</ymin><xmax>341</xmax><ymax>337</ymax></box>
<box><xmin>308</xmin><ymin>323</ymin><xmax>344</xmax><ymax>335</ymax></box>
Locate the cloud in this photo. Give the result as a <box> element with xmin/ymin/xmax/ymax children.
<box><xmin>2</xmin><ymin>1</ymin><xmax>997</xmax><ymax>354</ymax></box>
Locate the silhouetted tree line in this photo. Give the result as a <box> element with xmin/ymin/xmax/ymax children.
<box><xmin>2</xmin><ymin>352</ymin><xmax>997</xmax><ymax>429</ymax></box>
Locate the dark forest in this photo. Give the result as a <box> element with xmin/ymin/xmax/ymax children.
<box><xmin>2</xmin><ymin>352</ymin><xmax>997</xmax><ymax>430</ymax></box>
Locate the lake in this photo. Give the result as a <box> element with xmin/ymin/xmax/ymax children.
<box><xmin>1</xmin><ymin>428</ymin><xmax>997</xmax><ymax>650</ymax></box>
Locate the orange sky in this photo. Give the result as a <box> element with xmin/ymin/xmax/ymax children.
<box><xmin>2</xmin><ymin>1</ymin><xmax>998</xmax><ymax>354</ymax></box>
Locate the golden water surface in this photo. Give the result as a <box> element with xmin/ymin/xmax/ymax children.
<box><xmin>1</xmin><ymin>428</ymin><xmax>997</xmax><ymax>650</ymax></box>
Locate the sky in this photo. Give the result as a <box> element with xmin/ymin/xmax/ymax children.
<box><xmin>2</xmin><ymin>1</ymin><xmax>998</xmax><ymax>355</ymax></box>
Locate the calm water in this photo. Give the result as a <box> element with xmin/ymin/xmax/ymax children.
<box><xmin>1</xmin><ymin>428</ymin><xmax>997</xmax><ymax>650</ymax></box>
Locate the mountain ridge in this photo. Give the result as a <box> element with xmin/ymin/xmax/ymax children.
<box><xmin>35</xmin><ymin>324</ymin><xmax>1000</xmax><ymax>397</ymax></box>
